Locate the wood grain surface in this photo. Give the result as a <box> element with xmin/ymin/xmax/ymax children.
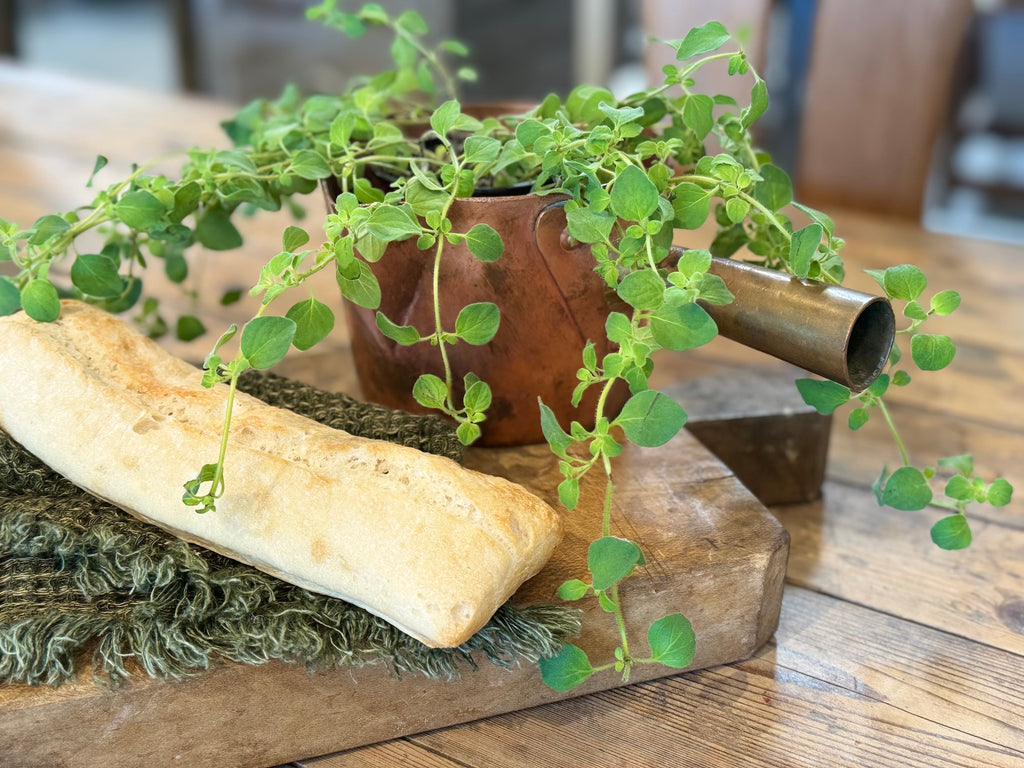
<box><xmin>0</xmin><ymin>399</ymin><xmax>789</xmax><ymax>768</ymax></box>
<box><xmin>1</xmin><ymin>65</ymin><xmax>1022</xmax><ymax>768</ymax></box>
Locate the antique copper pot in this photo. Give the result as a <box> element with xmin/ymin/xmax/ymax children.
<box><xmin>330</xmin><ymin>190</ymin><xmax>629</xmax><ymax>446</ymax></box>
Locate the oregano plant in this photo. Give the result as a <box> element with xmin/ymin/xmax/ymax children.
<box><xmin>796</xmin><ymin>263</ymin><xmax>1011</xmax><ymax>550</ymax></box>
<box><xmin>0</xmin><ymin>3</ymin><xmax>1012</xmax><ymax>691</ymax></box>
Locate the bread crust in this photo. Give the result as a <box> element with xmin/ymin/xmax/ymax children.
<box><xmin>0</xmin><ymin>302</ymin><xmax>561</xmax><ymax>647</ymax></box>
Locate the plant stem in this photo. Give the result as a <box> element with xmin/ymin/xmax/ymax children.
<box><xmin>431</xmin><ymin>198</ymin><xmax>458</xmax><ymax>412</ymax></box>
<box><xmin>877</xmin><ymin>398</ymin><xmax>911</xmax><ymax>466</ymax></box>
<box><xmin>209</xmin><ymin>368</ymin><xmax>241</xmax><ymax>500</ymax></box>
<box><xmin>609</xmin><ymin>583</ymin><xmax>632</xmax><ymax>679</ymax></box>
<box><xmin>678</xmin><ymin>50</ymin><xmax>742</xmax><ymax>82</ymax></box>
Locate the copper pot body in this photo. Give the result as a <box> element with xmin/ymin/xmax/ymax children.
<box><xmin>341</xmin><ymin>194</ymin><xmax>628</xmax><ymax>446</ymax></box>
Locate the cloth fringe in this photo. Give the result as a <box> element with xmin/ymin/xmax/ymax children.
<box><xmin>0</xmin><ymin>371</ymin><xmax>579</xmax><ymax>687</ymax></box>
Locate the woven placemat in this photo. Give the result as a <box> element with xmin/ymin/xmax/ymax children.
<box><xmin>0</xmin><ymin>371</ymin><xmax>579</xmax><ymax>687</ymax></box>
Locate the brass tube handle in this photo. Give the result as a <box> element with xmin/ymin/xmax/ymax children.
<box><xmin>699</xmin><ymin>254</ymin><xmax>895</xmax><ymax>392</ymax></box>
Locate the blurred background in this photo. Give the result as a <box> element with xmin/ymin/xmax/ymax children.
<box><xmin>2</xmin><ymin>0</ymin><xmax>1023</xmax><ymax>244</ymax></box>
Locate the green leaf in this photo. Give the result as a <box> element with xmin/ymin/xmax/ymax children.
<box><xmin>21</xmin><ymin>279</ymin><xmax>60</xmax><ymax>322</ymax></box>
<box><xmin>391</xmin><ymin>33</ymin><xmax>418</xmax><ymax>68</ymax></box>
<box><xmin>588</xmin><ymin>536</ymin><xmax>643</xmax><ymax>591</ymax></box>
<box><xmin>329</xmin><ymin>111</ymin><xmax>357</xmax><ymax>146</ymax></box>
<box><xmin>463</xmin><ymin>377</ymin><xmax>492</xmax><ymax>413</ymax></box>
<box><xmin>539</xmin><ymin>400</ymin><xmax>573</xmax><ymax>458</ymax></box>
<box><xmin>206</xmin><ymin>323</ymin><xmax>238</xmax><ymax>360</ymax></box>
<box><xmin>70</xmin><ymin>253</ymin><xmax>123</xmax><ymax>298</ymax></box>
<box><xmin>944</xmin><ymin>474</ymin><xmax>975</xmax><ymax>501</ymax></box>
<box><xmin>676</xmin><ymin>248</ymin><xmax>712</xmax><ymax>278</ymax></box>
<box><xmin>375</xmin><ymin>311</ymin><xmax>421</xmax><ymax>345</ymax></box>
<box><xmin>930</xmin><ymin>515</ymin><xmax>972</xmax><ymax>550</ymax></box>
<box><xmin>463</xmin><ymin>135</ymin><xmax>501</xmax><ymax>164</ymax></box>
<box><xmin>938</xmin><ymin>454</ymin><xmax>974</xmax><ymax>476</ymax></box>
<box><xmin>558</xmin><ymin>476</ymin><xmax>580</xmax><ymax>510</ymax></box>
<box><xmin>649</xmin><ymin>293</ymin><xmax>717</xmax><ymax>351</ymax></box>
<box><xmin>115</xmin><ymin>190</ymin><xmax>166</xmax><ymax>230</ymax></box>
<box><xmin>673</xmin><ymin>20</ymin><xmax>730</xmax><ymax>60</ymax></box>
<box><xmin>695</xmin><ymin>273</ymin><xmax>734</xmax><ymax>305</ymax></box>
<box><xmin>322</xmin><ymin>11</ymin><xmax>365</xmax><ymax>36</ymax></box>
<box><xmin>336</xmin><ymin>259</ymin><xmax>381</xmax><ymax>309</ymax></box>
<box><xmin>405</xmin><ymin>178</ymin><xmax>450</xmax><ymax>218</ymax></box>
<box><xmin>566</xmin><ymin>206</ymin><xmax>615</xmax><ymax>244</ymax></box>
<box><xmin>240</xmin><ymin>316</ymin><xmax>296</xmax><ymax>369</ymax></box>
<box><xmin>911</xmin><ymin>333</ymin><xmax>956</xmax><ymax>371</ymax></box>
<box><xmin>793</xmin><ymin>202</ymin><xmax>835</xmax><ymax>237</ymax></box>
<box><xmin>725</xmin><ymin>197</ymin><xmax>750</xmax><ymax>224</ymax></box>
<box><xmin>616</xmin><ymin>269</ymin><xmax>665</xmax><ymax>311</ymax></box>
<box><xmin>789</xmin><ymin>223</ymin><xmax>822</xmax><ymax>278</ymax></box>
<box><xmin>848</xmin><ymin>407</ymin><xmax>870</xmax><ymax>430</ymax></box>
<box><xmin>710</xmin><ymin>223</ymin><xmax>748</xmax><ymax>258</ymax></box>
<box><xmin>430</xmin><ymin>99</ymin><xmax>461</xmax><ymax>137</ymax></box>
<box><xmin>751</xmin><ymin>164</ymin><xmax>793</xmax><ymax>212</ymax></box>
<box><xmin>538</xmin><ymin>644</ymin><xmax>594</xmax><ymax>692</ymax></box>
<box><xmin>282</xmin><ymin>225</ymin><xmax>310</xmax><ymax>252</ymax></box>
<box><xmin>87</xmin><ymin>154</ymin><xmax>108</xmax><ymax>186</ymax></box>
<box><xmin>286</xmin><ymin>297</ymin><xmax>335</xmax><ymax>351</ymax></box>
<box><xmin>741</xmin><ymin>78</ymin><xmax>768</xmax><ymax>128</ymax></box>
<box><xmin>883</xmin><ymin>264</ymin><xmax>927</xmax><ymax>301</ymax></box>
<box><xmin>28</xmin><ymin>214</ymin><xmax>70</xmax><ymax>245</ymax></box>
<box><xmin>614</xmin><ymin>390</ymin><xmax>687</xmax><ymax>448</ymax></box>
<box><xmin>196</xmin><ymin>210</ymin><xmax>243</xmax><ymax>251</ymax></box>
<box><xmin>903</xmin><ymin>300</ymin><xmax>928</xmax><ymax>321</ymax></box>
<box><xmin>682</xmin><ymin>94</ymin><xmax>714</xmax><ymax>139</ymax></box>
<box><xmin>893</xmin><ymin>369</ymin><xmax>912</xmax><ymax>386</ymax></box>
<box><xmin>290</xmin><ymin>149</ymin><xmax>333</xmax><ymax>180</ymax></box>
<box><xmin>557</xmin><ymin>579</ymin><xmax>589</xmax><ymax>601</ymax></box>
<box><xmin>163</xmin><ymin>253</ymin><xmax>188</xmax><ymax>284</ymax></box>
<box><xmin>176</xmin><ymin>314</ymin><xmax>206</xmax><ymax>342</ymax></box>
<box><xmin>609</xmin><ymin>165</ymin><xmax>660</xmax><ymax>223</ymax></box>
<box><xmin>456</xmin><ymin>421</ymin><xmax>481</xmax><ymax>445</ymax></box>
<box><xmin>455</xmin><ymin>302</ymin><xmax>500</xmax><ymax>345</ymax></box>
<box><xmin>671</xmin><ymin>183</ymin><xmax>711</xmax><ymax>229</ymax></box>
<box><xmin>0</xmin><ymin>277</ymin><xmax>20</xmax><ymax>316</ymax></box>
<box><xmin>867</xmin><ymin>372</ymin><xmax>891</xmax><ymax>398</ymax></box>
<box><xmin>647</xmin><ymin>613</ymin><xmax>696</xmax><ymax>668</ymax></box>
<box><xmin>565</xmin><ymin>84</ymin><xmax>615</xmax><ymax>123</ymax></box>
<box><xmin>171</xmin><ymin>181</ymin><xmax>202</xmax><ymax>223</ymax></box>
<box><xmin>928</xmin><ymin>290</ymin><xmax>960</xmax><ymax>316</ymax></box>
<box><xmin>795</xmin><ymin>378</ymin><xmax>852</xmax><ymax>415</ymax></box>
<box><xmin>515</xmin><ymin>118</ymin><xmax>549</xmax><ymax>149</ymax></box>
<box><xmin>365</xmin><ymin>206</ymin><xmax>421</xmax><ymax>242</ymax></box>
<box><xmin>881</xmin><ymin>466</ymin><xmax>933</xmax><ymax>511</ymax></box>
<box><xmin>413</xmin><ymin>373</ymin><xmax>448</xmax><ymax>410</ymax></box>
<box><xmin>987</xmin><ymin>478</ymin><xmax>1013</xmax><ymax>507</ymax></box>
<box><xmin>605</xmin><ymin>311</ymin><xmax>632</xmax><ymax>344</ymax></box>
<box><xmin>464</xmin><ymin>223</ymin><xmax>503</xmax><ymax>262</ymax></box>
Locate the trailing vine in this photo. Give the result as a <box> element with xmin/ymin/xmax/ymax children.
<box><xmin>0</xmin><ymin>2</ymin><xmax>1012</xmax><ymax>690</ymax></box>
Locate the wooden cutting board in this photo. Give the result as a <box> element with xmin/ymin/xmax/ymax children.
<box><xmin>0</xmin><ymin>373</ymin><xmax>808</xmax><ymax>768</ymax></box>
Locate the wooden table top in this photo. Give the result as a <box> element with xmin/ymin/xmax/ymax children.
<box><xmin>2</xmin><ymin>62</ymin><xmax>1022</xmax><ymax>767</ymax></box>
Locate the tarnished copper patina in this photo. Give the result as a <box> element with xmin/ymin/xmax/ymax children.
<box><xmin>324</xmin><ymin>182</ymin><xmax>893</xmax><ymax>445</ymax></box>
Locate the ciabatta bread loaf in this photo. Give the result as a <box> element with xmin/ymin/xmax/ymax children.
<box><xmin>0</xmin><ymin>301</ymin><xmax>561</xmax><ymax>647</ymax></box>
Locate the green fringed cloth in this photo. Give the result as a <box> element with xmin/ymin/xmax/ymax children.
<box><xmin>0</xmin><ymin>372</ymin><xmax>579</xmax><ymax>687</ymax></box>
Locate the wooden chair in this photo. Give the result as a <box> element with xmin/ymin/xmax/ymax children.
<box><xmin>796</xmin><ymin>0</ymin><xmax>973</xmax><ymax>219</ymax></box>
<box><xmin>643</xmin><ymin>0</ymin><xmax>974</xmax><ymax>220</ymax></box>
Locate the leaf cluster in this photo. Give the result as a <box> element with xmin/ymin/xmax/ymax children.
<box><xmin>796</xmin><ymin>264</ymin><xmax>1012</xmax><ymax>549</ymax></box>
<box><xmin>539</xmin><ymin>535</ymin><xmax>695</xmax><ymax>690</ymax></box>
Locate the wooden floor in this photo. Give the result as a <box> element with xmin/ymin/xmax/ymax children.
<box><xmin>1</xmin><ymin>65</ymin><xmax>1022</xmax><ymax>767</ymax></box>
